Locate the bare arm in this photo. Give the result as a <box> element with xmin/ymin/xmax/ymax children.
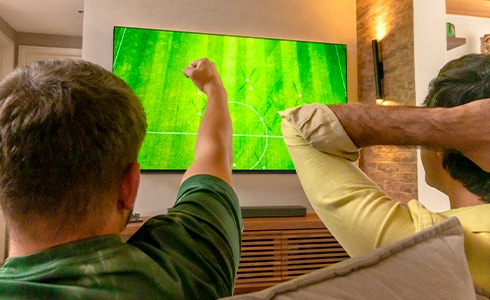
<box><xmin>181</xmin><ymin>58</ymin><xmax>233</xmax><ymax>186</ymax></box>
<box><xmin>329</xmin><ymin>100</ymin><xmax>490</xmax><ymax>171</ymax></box>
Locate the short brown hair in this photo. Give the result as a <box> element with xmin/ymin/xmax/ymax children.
<box><xmin>0</xmin><ymin>59</ymin><xmax>147</xmax><ymax>233</ymax></box>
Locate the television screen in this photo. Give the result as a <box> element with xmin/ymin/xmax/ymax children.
<box><xmin>113</xmin><ymin>26</ymin><xmax>347</xmax><ymax>171</ymax></box>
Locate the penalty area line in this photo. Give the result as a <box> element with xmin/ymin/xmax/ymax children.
<box><xmin>146</xmin><ymin>131</ymin><xmax>283</xmax><ymax>139</ymax></box>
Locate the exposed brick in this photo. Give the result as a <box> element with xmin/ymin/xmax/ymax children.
<box><xmin>356</xmin><ymin>0</ymin><xmax>418</xmax><ymax>201</ymax></box>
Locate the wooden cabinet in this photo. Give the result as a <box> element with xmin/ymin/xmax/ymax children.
<box><xmin>234</xmin><ymin>213</ymin><xmax>349</xmax><ymax>294</ymax></box>
<box><xmin>121</xmin><ymin>213</ymin><xmax>350</xmax><ymax>295</ymax></box>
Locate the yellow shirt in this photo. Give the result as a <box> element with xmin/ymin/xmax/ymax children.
<box><xmin>280</xmin><ymin>104</ymin><xmax>490</xmax><ymax>292</ymax></box>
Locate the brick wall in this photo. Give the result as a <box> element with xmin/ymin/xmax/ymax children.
<box><xmin>356</xmin><ymin>0</ymin><xmax>418</xmax><ymax>203</ymax></box>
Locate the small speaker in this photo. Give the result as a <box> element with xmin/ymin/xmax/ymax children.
<box><xmin>240</xmin><ymin>206</ymin><xmax>307</xmax><ymax>218</ymax></box>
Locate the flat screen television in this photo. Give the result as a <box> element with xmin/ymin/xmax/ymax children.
<box><xmin>113</xmin><ymin>26</ymin><xmax>347</xmax><ymax>171</ymax></box>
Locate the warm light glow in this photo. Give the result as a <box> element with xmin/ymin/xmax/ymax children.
<box><xmin>370</xmin><ymin>5</ymin><xmax>393</xmax><ymax>41</ymax></box>
<box><xmin>376</xmin><ymin>99</ymin><xmax>399</xmax><ymax>106</ymax></box>
<box><xmin>376</xmin><ymin>23</ymin><xmax>386</xmax><ymax>41</ymax></box>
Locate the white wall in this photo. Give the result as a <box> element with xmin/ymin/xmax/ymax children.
<box><xmin>82</xmin><ymin>0</ymin><xmax>357</xmax><ymax>216</ymax></box>
<box><xmin>17</xmin><ymin>46</ymin><xmax>81</xmax><ymax>66</ymax></box>
<box><xmin>414</xmin><ymin>2</ymin><xmax>490</xmax><ymax>212</ymax></box>
<box><xmin>413</xmin><ymin>0</ymin><xmax>450</xmax><ymax>212</ymax></box>
<box><xmin>446</xmin><ymin>14</ymin><xmax>490</xmax><ymax>60</ymax></box>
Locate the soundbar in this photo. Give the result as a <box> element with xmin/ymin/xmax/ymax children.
<box><xmin>240</xmin><ymin>206</ymin><xmax>307</xmax><ymax>218</ymax></box>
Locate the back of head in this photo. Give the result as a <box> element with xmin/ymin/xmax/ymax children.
<box><xmin>0</xmin><ymin>59</ymin><xmax>147</xmax><ymax>235</ymax></box>
<box><xmin>424</xmin><ymin>53</ymin><xmax>490</xmax><ymax>203</ymax></box>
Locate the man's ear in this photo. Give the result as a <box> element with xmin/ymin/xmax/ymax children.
<box><xmin>118</xmin><ymin>162</ymin><xmax>141</xmax><ymax>211</ymax></box>
<box><xmin>436</xmin><ymin>150</ymin><xmax>445</xmax><ymax>163</ymax></box>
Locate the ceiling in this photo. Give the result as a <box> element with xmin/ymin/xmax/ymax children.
<box><xmin>446</xmin><ymin>0</ymin><xmax>490</xmax><ymax>18</ymax></box>
<box><xmin>0</xmin><ymin>0</ymin><xmax>84</xmax><ymax>37</ymax></box>
<box><xmin>0</xmin><ymin>0</ymin><xmax>488</xmax><ymax>37</ymax></box>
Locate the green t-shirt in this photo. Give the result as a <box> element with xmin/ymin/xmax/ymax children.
<box><xmin>0</xmin><ymin>174</ymin><xmax>242</xmax><ymax>299</ymax></box>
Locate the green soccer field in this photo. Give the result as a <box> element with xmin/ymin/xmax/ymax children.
<box><xmin>113</xmin><ymin>27</ymin><xmax>347</xmax><ymax>171</ymax></box>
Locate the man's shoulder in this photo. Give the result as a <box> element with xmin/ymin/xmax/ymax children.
<box><xmin>441</xmin><ymin>203</ymin><xmax>490</xmax><ymax>234</ymax></box>
<box><xmin>0</xmin><ymin>235</ymin><xmax>145</xmax><ymax>271</ymax></box>
<box><xmin>180</xmin><ymin>173</ymin><xmax>233</xmax><ymax>189</ymax></box>
<box><xmin>177</xmin><ymin>174</ymin><xmax>238</xmax><ymax>206</ymax></box>
<box><xmin>0</xmin><ymin>235</ymin><xmax>165</xmax><ymax>290</ymax></box>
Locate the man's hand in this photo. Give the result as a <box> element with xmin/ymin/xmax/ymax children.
<box><xmin>183</xmin><ymin>58</ymin><xmax>224</xmax><ymax>95</ymax></box>
<box><xmin>444</xmin><ymin>99</ymin><xmax>490</xmax><ymax>172</ymax></box>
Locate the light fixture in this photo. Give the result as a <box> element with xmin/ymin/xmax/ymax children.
<box><xmin>372</xmin><ymin>39</ymin><xmax>384</xmax><ymax>102</ymax></box>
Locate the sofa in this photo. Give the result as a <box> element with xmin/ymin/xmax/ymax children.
<box><xmin>221</xmin><ymin>217</ymin><xmax>489</xmax><ymax>299</ymax></box>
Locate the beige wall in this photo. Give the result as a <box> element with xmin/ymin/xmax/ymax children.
<box><xmin>82</xmin><ymin>0</ymin><xmax>358</xmax><ymax>215</ymax></box>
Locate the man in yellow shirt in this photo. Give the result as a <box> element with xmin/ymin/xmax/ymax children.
<box><xmin>280</xmin><ymin>54</ymin><xmax>490</xmax><ymax>291</ymax></box>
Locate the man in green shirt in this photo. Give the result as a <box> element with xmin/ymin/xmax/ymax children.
<box><xmin>0</xmin><ymin>58</ymin><xmax>242</xmax><ymax>299</ymax></box>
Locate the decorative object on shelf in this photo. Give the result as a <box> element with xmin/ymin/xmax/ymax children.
<box><xmin>481</xmin><ymin>34</ymin><xmax>490</xmax><ymax>54</ymax></box>
<box><xmin>240</xmin><ymin>206</ymin><xmax>306</xmax><ymax>218</ymax></box>
<box><xmin>128</xmin><ymin>211</ymin><xmax>143</xmax><ymax>223</ymax></box>
<box><xmin>446</xmin><ymin>22</ymin><xmax>456</xmax><ymax>38</ymax></box>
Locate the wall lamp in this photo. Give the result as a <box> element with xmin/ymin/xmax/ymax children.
<box><xmin>372</xmin><ymin>39</ymin><xmax>384</xmax><ymax>103</ymax></box>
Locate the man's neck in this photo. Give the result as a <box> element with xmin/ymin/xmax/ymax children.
<box><xmin>446</xmin><ymin>180</ymin><xmax>486</xmax><ymax>209</ymax></box>
<box><xmin>7</xmin><ymin>212</ymin><xmax>127</xmax><ymax>257</ymax></box>
<box><xmin>8</xmin><ymin>231</ymin><xmax>99</xmax><ymax>257</ymax></box>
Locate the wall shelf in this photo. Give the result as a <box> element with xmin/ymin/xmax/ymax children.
<box><xmin>447</xmin><ymin>37</ymin><xmax>466</xmax><ymax>50</ymax></box>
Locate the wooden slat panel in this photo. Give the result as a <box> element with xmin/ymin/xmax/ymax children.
<box><xmin>235</xmin><ymin>218</ymin><xmax>350</xmax><ymax>295</ymax></box>
<box><xmin>280</xmin><ymin>228</ymin><xmax>349</xmax><ymax>282</ymax></box>
<box><xmin>286</xmin><ymin>258</ymin><xmax>349</xmax><ymax>268</ymax></box>
<box><xmin>236</xmin><ymin>229</ymin><xmax>283</xmax><ymax>292</ymax></box>
<box><xmin>285</xmin><ymin>256</ymin><xmax>348</xmax><ymax>263</ymax></box>
<box><xmin>234</xmin><ymin>282</ymin><xmax>278</xmax><ymax>295</ymax></box>
<box><xmin>237</xmin><ymin>265</ymin><xmax>282</xmax><ymax>272</ymax></box>
<box><xmin>236</xmin><ymin>274</ymin><xmax>282</xmax><ymax>281</ymax></box>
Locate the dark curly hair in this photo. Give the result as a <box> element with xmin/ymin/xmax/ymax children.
<box><xmin>423</xmin><ymin>54</ymin><xmax>490</xmax><ymax>203</ymax></box>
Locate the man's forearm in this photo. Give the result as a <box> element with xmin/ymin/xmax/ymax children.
<box><xmin>195</xmin><ymin>84</ymin><xmax>232</xmax><ymax>163</ymax></box>
<box><xmin>181</xmin><ymin>58</ymin><xmax>235</xmax><ymax>185</ymax></box>
<box><xmin>329</xmin><ymin>103</ymin><xmax>445</xmax><ymax>148</ymax></box>
<box><xmin>183</xmin><ymin>83</ymin><xmax>234</xmax><ymax>185</ymax></box>
<box><xmin>329</xmin><ymin>101</ymin><xmax>490</xmax><ymax>171</ymax></box>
